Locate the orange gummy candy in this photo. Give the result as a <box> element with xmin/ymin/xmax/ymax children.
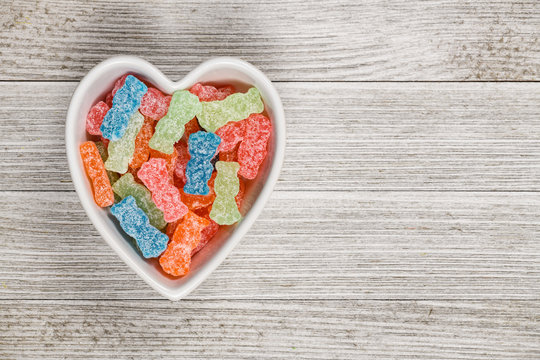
<box><xmin>129</xmin><ymin>117</ymin><xmax>154</xmax><ymax>169</ymax></box>
<box><xmin>80</xmin><ymin>141</ymin><xmax>114</xmax><ymax>207</ymax></box>
<box><xmin>159</xmin><ymin>211</ymin><xmax>210</xmax><ymax>276</ymax></box>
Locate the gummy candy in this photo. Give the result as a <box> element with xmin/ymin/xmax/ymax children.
<box><xmin>105</xmin><ymin>111</ymin><xmax>144</xmax><ymax>174</ymax></box>
<box><xmin>173</xmin><ymin>140</ymin><xmax>190</xmax><ymax>186</ymax></box>
<box><xmin>137</xmin><ymin>158</ymin><xmax>188</xmax><ymax>223</ymax></box>
<box><xmin>100</xmin><ymin>75</ymin><xmax>148</xmax><ymax>141</ymax></box>
<box><xmin>181</xmin><ymin>172</ymin><xmax>216</xmax><ymax>210</ymax></box>
<box><xmin>112</xmin><ymin>173</ymin><xmax>167</xmax><ymax>230</ymax></box>
<box><xmin>159</xmin><ymin>211</ymin><xmax>210</xmax><ymax>276</ymax></box>
<box><xmin>210</xmin><ymin>161</ymin><xmax>242</xmax><ymax>225</ymax></box>
<box><xmin>215</xmin><ymin>119</ymin><xmax>246</xmax><ymax>152</ymax></box>
<box><xmin>149</xmin><ymin>90</ymin><xmax>202</xmax><ymax>154</ymax></box>
<box><xmin>139</xmin><ymin>87</ymin><xmax>171</xmax><ymax>120</ymax></box>
<box><xmin>219</xmin><ymin>144</ymin><xmax>239</xmax><ymax>162</ymax></box>
<box><xmin>86</xmin><ymin>101</ymin><xmax>110</xmax><ymax>136</ymax></box>
<box><xmin>192</xmin><ymin>216</ymin><xmax>219</xmax><ymax>255</ymax></box>
<box><xmin>182</xmin><ymin>117</ymin><xmax>201</xmax><ymax>142</ymax></box>
<box><xmin>189</xmin><ymin>83</ymin><xmax>235</xmax><ymax>102</ymax></box>
<box><xmin>238</xmin><ymin>114</ymin><xmax>272</xmax><ymax>179</ymax></box>
<box><xmin>149</xmin><ymin>147</ymin><xmax>177</xmax><ymax>181</ymax></box>
<box><xmin>79</xmin><ymin>141</ymin><xmax>114</xmax><ymax>207</ymax></box>
<box><xmin>236</xmin><ymin>177</ymin><xmax>245</xmax><ymax>210</ymax></box>
<box><xmin>184</xmin><ymin>131</ymin><xmax>221</xmax><ymax>195</ymax></box>
<box><xmin>95</xmin><ymin>140</ymin><xmax>120</xmax><ymax>186</ymax></box>
<box><xmin>111</xmin><ymin>196</ymin><xmax>168</xmax><ymax>258</ymax></box>
<box><xmin>197</xmin><ymin>87</ymin><xmax>264</xmax><ymax>133</ymax></box>
<box><xmin>129</xmin><ymin>117</ymin><xmax>154</xmax><ymax>169</ymax></box>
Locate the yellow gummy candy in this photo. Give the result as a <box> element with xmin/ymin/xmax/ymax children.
<box><xmin>105</xmin><ymin>111</ymin><xmax>144</xmax><ymax>174</ymax></box>
<box><xmin>209</xmin><ymin>161</ymin><xmax>242</xmax><ymax>225</ymax></box>
<box><xmin>197</xmin><ymin>87</ymin><xmax>264</xmax><ymax>133</ymax></box>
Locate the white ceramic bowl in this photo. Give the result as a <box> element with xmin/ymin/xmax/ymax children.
<box><xmin>65</xmin><ymin>56</ymin><xmax>285</xmax><ymax>300</ymax></box>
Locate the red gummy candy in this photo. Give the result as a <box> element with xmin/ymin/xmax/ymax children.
<box><xmin>189</xmin><ymin>83</ymin><xmax>235</xmax><ymax>102</ymax></box>
<box><xmin>238</xmin><ymin>114</ymin><xmax>272</xmax><ymax>179</ymax></box>
<box><xmin>139</xmin><ymin>88</ymin><xmax>172</xmax><ymax>120</ymax></box>
<box><xmin>192</xmin><ymin>217</ymin><xmax>219</xmax><ymax>255</ymax></box>
<box><xmin>159</xmin><ymin>211</ymin><xmax>210</xmax><ymax>276</ymax></box>
<box><xmin>236</xmin><ymin>178</ymin><xmax>245</xmax><ymax>211</ymax></box>
<box><xmin>129</xmin><ymin>117</ymin><xmax>154</xmax><ymax>169</ymax></box>
<box><xmin>80</xmin><ymin>141</ymin><xmax>114</xmax><ymax>207</ymax></box>
<box><xmin>173</xmin><ymin>140</ymin><xmax>190</xmax><ymax>186</ymax></box>
<box><xmin>215</xmin><ymin>120</ymin><xmax>246</xmax><ymax>153</ymax></box>
<box><xmin>86</xmin><ymin>101</ymin><xmax>110</xmax><ymax>136</ymax></box>
<box><xmin>137</xmin><ymin>158</ymin><xmax>188</xmax><ymax>223</ymax></box>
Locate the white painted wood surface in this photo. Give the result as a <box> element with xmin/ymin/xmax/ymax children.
<box><xmin>1</xmin><ymin>0</ymin><xmax>539</xmax><ymax>359</ymax></box>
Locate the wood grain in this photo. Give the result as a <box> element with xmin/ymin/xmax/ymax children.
<box><xmin>1</xmin><ymin>1</ymin><xmax>539</xmax><ymax>81</ymax></box>
<box><xmin>0</xmin><ymin>190</ymin><xmax>538</xmax><ymax>300</ymax></box>
<box><xmin>1</xmin><ymin>300</ymin><xmax>538</xmax><ymax>359</ymax></box>
<box><xmin>0</xmin><ymin>81</ymin><xmax>539</xmax><ymax>192</ymax></box>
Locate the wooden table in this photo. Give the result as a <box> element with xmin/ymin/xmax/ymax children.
<box><xmin>1</xmin><ymin>1</ymin><xmax>539</xmax><ymax>359</ymax></box>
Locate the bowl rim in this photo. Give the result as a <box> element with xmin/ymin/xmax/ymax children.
<box><xmin>65</xmin><ymin>56</ymin><xmax>285</xmax><ymax>300</ymax></box>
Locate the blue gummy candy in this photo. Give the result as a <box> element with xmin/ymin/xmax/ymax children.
<box><xmin>184</xmin><ymin>131</ymin><xmax>221</xmax><ymax>195</ymax></box>
<box><xmin>100</xmin><ymin>75</ymin><xmax>147</xmax><ymax>141</ymax></box>
<box><xmin>111</xmin><ymin>196</ymin><xmax>168</xmax><ymax>258</ymax></box>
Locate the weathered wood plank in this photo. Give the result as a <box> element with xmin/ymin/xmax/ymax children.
<box><xmin>0</xmin><ymin>190</ymin><xmax>538</xmax><ymax>300</ymax></box>
<box><xmin>1</xmin><ymin>81</ymin><xmax>539</xmax><ymax>191</ymax></box>
<box><xmin>1</xmin><ymin>1</ymin><xmax>539</xmax><ymax>81</ymax></box>
<box><xmin>1</xmin><ymin>300</ymin><xmax>538</xmax><ymax>359</ymax></box>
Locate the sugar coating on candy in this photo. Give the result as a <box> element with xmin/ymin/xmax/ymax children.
<box><xmin>197</xmin><ymin>87</ymin><xmax>264</xmax><ymax>133</ymax></box>
<box><xmin>100</xmin><ymin>75</ymin><xmax>148</xmax><ymax>141</ymax></box>
<box><xmin>159</xmin><ymin>211</ymin><xmax>210</xmax><ymax>276</ymax></box>
<box><xmin>149</xmin><ymin>147</ymin><xmax>177</xmax><ymax>181</ymax></box>
<box><xmin>95</xmin><ymin>141</ymin><xmax>120</xmax><ymax>186</ymax></box>
<box><xmin>112</xmin><ymin>173</ymin><xmax>167</xmax><ymax>230</ymax></box>
<box><xmin>210</xmin><ymin>161</ymin><xmax>242</xmax><ymax>225</ymax></box>
<box><xmin>105</xmin><ymin>111</ymin><xmax>144</xmax><ymax>174</ymax></box>
<box><xmin>80</xmin><ymin>141</ymin><xmax>114</xmax><ymax>207</ymax></box>
<box><xmin>238</xmin><ymin>114</ymin><xmax>272</xmax><ymax>179</ymax></box>
<box><xmin>139</xmin><ymin>88</ymin><xmax>171</xmax><ymax>120</ymax></box>
<box><xmin>184</xmin><ymin>131</ymin><xmax>221</xmax><ymax>195</ymax></box>
<box><xmin>189</xmin><ymin>83</ymin><xmax>235</xmax><ymax>102</ymax></box>
<box><xmin>86</xmin><ymin>101</ymin><xmax>110</xmax><ymax>136</ymax></box>
<box><xmin>215</xmin><ymin>120</ymin><xmax>246</xmax><ymax>152</ymax></box>
<box><xmin>111</xmin><ymin>196</ymin><xmax>168</xmax><ymax>258</ymax></box>
<box><xmin>129</xmin><ymin>117</ymin><xmax>154</xmax><ymax>169</ymax></box>
<box><xmin>149</xmin><ymin>90</ymin><xmax>202</xmax><ymax>154</ymax></box>
<box><xmin>138</xmin><ymin>158</ymin><xmax>188</xmax><ymax>223</ymax></box>
<box><xmin>181</xmin><ymin>172</ymin><xmax>216</xmax><ymax>210</ymax></box>
<box><xmin>236</xmin><ymin>177</ymin><xmax>245</xmax><ymax>211</ymax></box>
<box><xmin>173</xmin><ymin>140</ymin><xmax>190</xmax><ymax>186</ymax></box>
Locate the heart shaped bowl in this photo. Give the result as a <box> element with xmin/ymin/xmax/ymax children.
<box><xmin>65</xmin><ymin>56</ymin><xmax>285</xmax><ymax>300</ymax></box>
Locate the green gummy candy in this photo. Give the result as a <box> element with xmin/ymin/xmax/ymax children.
<box><xmin>105</xmin><ymin>111</ymin><xmax>144</xmax><ymax>174</ymax></box>
<box><xmin>210</xmin><ymin>161</ymin><xmax>242</xmax><ymax>225</ymax></box>
<box><xmin>112</xmin><ymin>173</ymin><xmax>167</xmax><ymax>230</ymax></box>
<box><xmin>95</xmin><ymin>141</ymin><xmax>120</xmax><ymax>185</ymax></box>
<box><xmin>198</xmin><ymin>87</ymin><xmax>264</xmax><ymax>133</ymax></box>
<box><xmin>149</xmin><ymin>90</ymin><xmax>202</xmax><ymax>154</ymax></box>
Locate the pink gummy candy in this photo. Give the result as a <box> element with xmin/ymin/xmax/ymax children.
<box><xmin>139</xmin><ymin>88</ymin><xmax>172</xmax><ymax>120</ymax></box>
<box><xmin>137</xmin><ymin>158</ymin><xmax>188</xmax><ymax>223</ymax></box>
<box><xmin>189</xmin><ymin>83</ymin><xmax>235</xmax><ymax>102</ymax></box>
<box><xmin>86</xmin><ymin>101</ymin><xmax>110</xmax><ymax>136</ymax></box>
<box><xmin>238</xmin><ymin>114</ymin><xmax>272</xmax><ymax>179</ymax></box>
<box><xmin>215</xmin><ymin>120</ymin><xmax>246</xmax><ymax>153</ymax></box>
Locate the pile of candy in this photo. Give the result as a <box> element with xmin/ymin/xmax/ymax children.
<box><xmin>80</xmin><ymin>75</ymin><xmax>271</xmax><ymax>277</ymax></box>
